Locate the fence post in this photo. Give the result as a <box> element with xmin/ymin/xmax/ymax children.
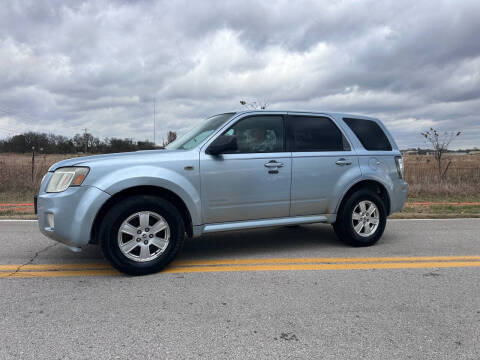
<box><xmin>31</xmin><ymin>146</ymin><xmax>35</xmax><ymax>182</ymax></box>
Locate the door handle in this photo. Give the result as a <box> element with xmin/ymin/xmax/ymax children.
<box><xmin>264</xmin><ymin>161</ymin><xmax>284</xmax><ymax>168</ymax></box>
<box><xmin>335</xmin><ymin>158</ymin><xmax>352</xmax><ymax>166</ymax></box>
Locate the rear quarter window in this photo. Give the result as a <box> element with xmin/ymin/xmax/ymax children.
<box><xmin>343</xmin><ymin>118</ymin><xmax>392</xmax><ymax>151</ymax></box>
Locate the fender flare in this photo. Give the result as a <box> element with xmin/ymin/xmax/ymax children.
<box><xmin>334</xmin><ymin>176</ymin><xmax>392</xmax><ymax>215</ymax></box>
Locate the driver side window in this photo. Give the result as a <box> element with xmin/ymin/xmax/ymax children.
<box><xmin>223</xmin><ymin>115</ymin><xmax>285</xmax><ymax>153</ymax></box>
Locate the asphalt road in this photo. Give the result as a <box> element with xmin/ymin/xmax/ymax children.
<box><xmin>1</xmin><ymin>219</ymin><xmax>479</xmax><ymax>359</ymax></box>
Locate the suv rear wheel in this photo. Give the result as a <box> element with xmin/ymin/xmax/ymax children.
<box><xmin>100</xmin><ymin>195</ymin><xmax>184</xmax><ymax>275</ymax></box>
<box><xmin>333</xmin><ymin>189</ymin><xmax>387</xmax><ymax>247</ymax></box>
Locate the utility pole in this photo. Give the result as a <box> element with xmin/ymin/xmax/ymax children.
<box><xmin>83</xmin><ymin>128</ymin><xmax>88</xmax><ymax>153</ymax></box>
<box><xmin>31</xmin><ymin>146</ymin><xmax>35</xmax><ymax>182</ymax></box>
<box><xmin>153</xmin><ymin>98</ymin><xmax>156</xmax><ymax>145</ymax></box>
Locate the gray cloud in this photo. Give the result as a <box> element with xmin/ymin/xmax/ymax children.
<box><xmin>0</xmin><ymin>0</ymin><xmax>479</xmax><ymax>149</ymax></box>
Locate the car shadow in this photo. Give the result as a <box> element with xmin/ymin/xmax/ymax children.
<box><xmin>179</xmin><ymin>223</ymin><xmax>343</xmax><ymax>260</ymax></box>
<box><xmin>63</xmin><ymin>223</ymin><xmax>343</xmax><ymax>262</ymax></box>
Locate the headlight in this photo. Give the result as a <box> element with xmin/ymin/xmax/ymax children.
<box><xmin>395</xmin><ymin>156</ymin><xmax>404</xmax><ymax>179</ymax></box>
<box><xmin>46</xmin><ymin>167</ymin><xmax>90</xmax><ymax>193</ymax></box>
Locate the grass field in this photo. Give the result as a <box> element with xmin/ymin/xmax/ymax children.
<box><xmin>0</xmin><ymin>153</ymin><xmax>80</xmax><ymax>203</ymax></box>
<box><xmin>1</xmin><ymin>153</ymin><xmax>479</xmax><ymax>218</ymax></box>
<box><xmin>403</xmin><ymin>154</ymin><xmax>480</xmax><ymax>200</ymax></box>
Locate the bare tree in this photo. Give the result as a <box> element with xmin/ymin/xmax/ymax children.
<box><xmin>167</xmin><ymin>131</ymin><xmax>177</xmax><ymax>144</ymax></box>
<box><xmin>239</xmin><ymin>99</ymin><xmax>268</xmax><ymax>110</ymax></box>
<box><xmin>421</xmin><ymin>128</ymin><xmax>461</xmax><ymax>181</ymax></box>
<box><xmin>161</xmin><ymin>131</ymin><xmax>177</xmax><ymax>147</ymax></box>
<box><xmin>73</xmin><ymin>132</ymin><xmax>98</xmax><ymax>153</ymax></box>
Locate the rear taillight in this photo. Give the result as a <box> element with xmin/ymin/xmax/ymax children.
<box><xmin>395</xmin><ymin>156</ymin><xmax>404</xmax><ymax>179</ymax></box>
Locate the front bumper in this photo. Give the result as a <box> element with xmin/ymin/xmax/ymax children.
<box><xmin>37</xmin><ymin>185</ymin><xmax>110</xmax><ymax>247</ymax></box>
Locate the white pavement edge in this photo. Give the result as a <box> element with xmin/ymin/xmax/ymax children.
<box><xmin>1</xmin><ymin>218</ymin><xmax>479</xmax><ymax>223</ymax></box>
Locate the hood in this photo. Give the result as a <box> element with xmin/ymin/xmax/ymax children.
<box><xmin>48</xmin><ymin>149</ymin><xmax>181</xmax><ymax>171</ymax></box>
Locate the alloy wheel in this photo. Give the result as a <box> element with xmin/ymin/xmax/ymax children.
<box><xmin>351</xmin><ymin>200</ymin><xmax>380</xmax><ymax>237</ymax></box>
<box><xmin>117</xmin><ymin>211</ymin><xmax>170</xmax><ymax>262</ymax></box>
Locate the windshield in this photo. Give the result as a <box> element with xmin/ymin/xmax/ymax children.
<box><xmin>166</xmin><ymin>113</ymin><xmax>235</xmax><ymax>150</ymax></box>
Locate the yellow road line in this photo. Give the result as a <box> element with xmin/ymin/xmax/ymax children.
<box><xmin>1</xmin><ymin>256</ymin><xmax>480</xmax><ymax>273</ymax></box>
<box><xmin>161</xmin><ymin>261</ymin><xmax>480</xmax><ymax>274</ymax></box>
<box><xmin>1</xmin><ymin>260</ymin><xmax>480</xmax><ymax>278</ymax></box>
<box><xmin>170</xmin><ymin>255</ymin><xmax>480</xmax><ymax>267</ymax></box>
<box><xmin>0</xmin><ymin>269</ymin><xmax>119</xmax><ymax>278</ymax></box>
<box><xmin>0</xmin><ymin>263</ymin><xmax>110</xmax><ymax>271</ymax></box>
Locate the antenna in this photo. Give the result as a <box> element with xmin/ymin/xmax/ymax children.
<box><xmin>153</xmin><ymin>98</ymin><xmax>156</xmax><ymax>145</ymax></box>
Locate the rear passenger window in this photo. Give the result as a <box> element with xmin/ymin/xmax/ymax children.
<box><xmin>343</xmin><ymin>118</ymin><xmax>392</xmax><ymax>151</ymax></box>
<box><xmin>288</xmin><ymin>116</ymin><xmax>348</xmax><ymax>152</ymax></box>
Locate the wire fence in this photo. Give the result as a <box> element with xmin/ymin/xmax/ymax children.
<box><xmin>1</xmin><ymin>153</ymin><xmax>480</xmax><ymax>201</ymax></box>
<box><xmin>404</xmin><ymin>165</ymin><xmax>480</xmax><ymax>185</ymax></box>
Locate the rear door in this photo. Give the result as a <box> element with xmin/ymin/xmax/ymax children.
<box><xmin>287</xmin><ymin>114</ymin><xmax>361</xmax><ymax>215</ymax></box>
<box><xmin>200</xmin><ymin>114</ymin><xmax>291</xmax><ymax>224</ymax></box>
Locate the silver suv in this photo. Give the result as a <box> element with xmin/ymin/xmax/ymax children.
<box><xmin>36</xmin><ymin>111</ymin><xmax>407</xmax><ymax>275</ymax></box>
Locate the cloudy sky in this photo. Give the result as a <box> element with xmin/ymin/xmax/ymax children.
<box><xmin>1</xmin><ymin>0</ymin><xmax>479</xmax><ymax>149</ymax></box>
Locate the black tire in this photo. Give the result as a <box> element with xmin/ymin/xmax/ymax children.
<box><xmin>99</xmin><ymin>195</ymin><xmax>185</xmax><ymax>276</ymax></box>
<box><xmin>332</xmin><ymin>189</ymin><xmax>387</xmax><ymax>247</ymax></box>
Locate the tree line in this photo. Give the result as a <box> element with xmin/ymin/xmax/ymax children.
<box><xmin>0</xmin><ymin>131</ymin><xmax>177</xmax><ymax>154</ymax></box>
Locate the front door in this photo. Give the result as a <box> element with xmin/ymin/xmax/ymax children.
<box><xmin>200</xmin><ymin>114</ymin><xmax>291</xmax><ymax>224</ymax></box>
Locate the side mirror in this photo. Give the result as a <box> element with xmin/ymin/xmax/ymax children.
<box><xmin>206</xmin><ymin>135</ymin><xmax>238</xmax><ymax>155</ymax></box>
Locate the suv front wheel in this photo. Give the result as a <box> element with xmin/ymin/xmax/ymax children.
<box><xmin>100</xmin><ymin>195</ymin><xmax>185</xmax><ymax>275</ymax></box>
<box><xmin>333</xmin><ymin>189</ymin><xmax>387</xmax><ymax>247</ymax></box>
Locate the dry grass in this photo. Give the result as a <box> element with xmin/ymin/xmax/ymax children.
<box><xmin>1</xmin><ymin>153</ymin><xmax>479</xmax><ymax>203</ymax></box>
<box><xmin>403</xmin><ymin>154</ymin><xmax>480</xmax><ymax>200</ymax></box>
<box><xmin>0</xmin><ymin>153</ymin><xmax>81</xmax><ymax>202</ymax></box>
